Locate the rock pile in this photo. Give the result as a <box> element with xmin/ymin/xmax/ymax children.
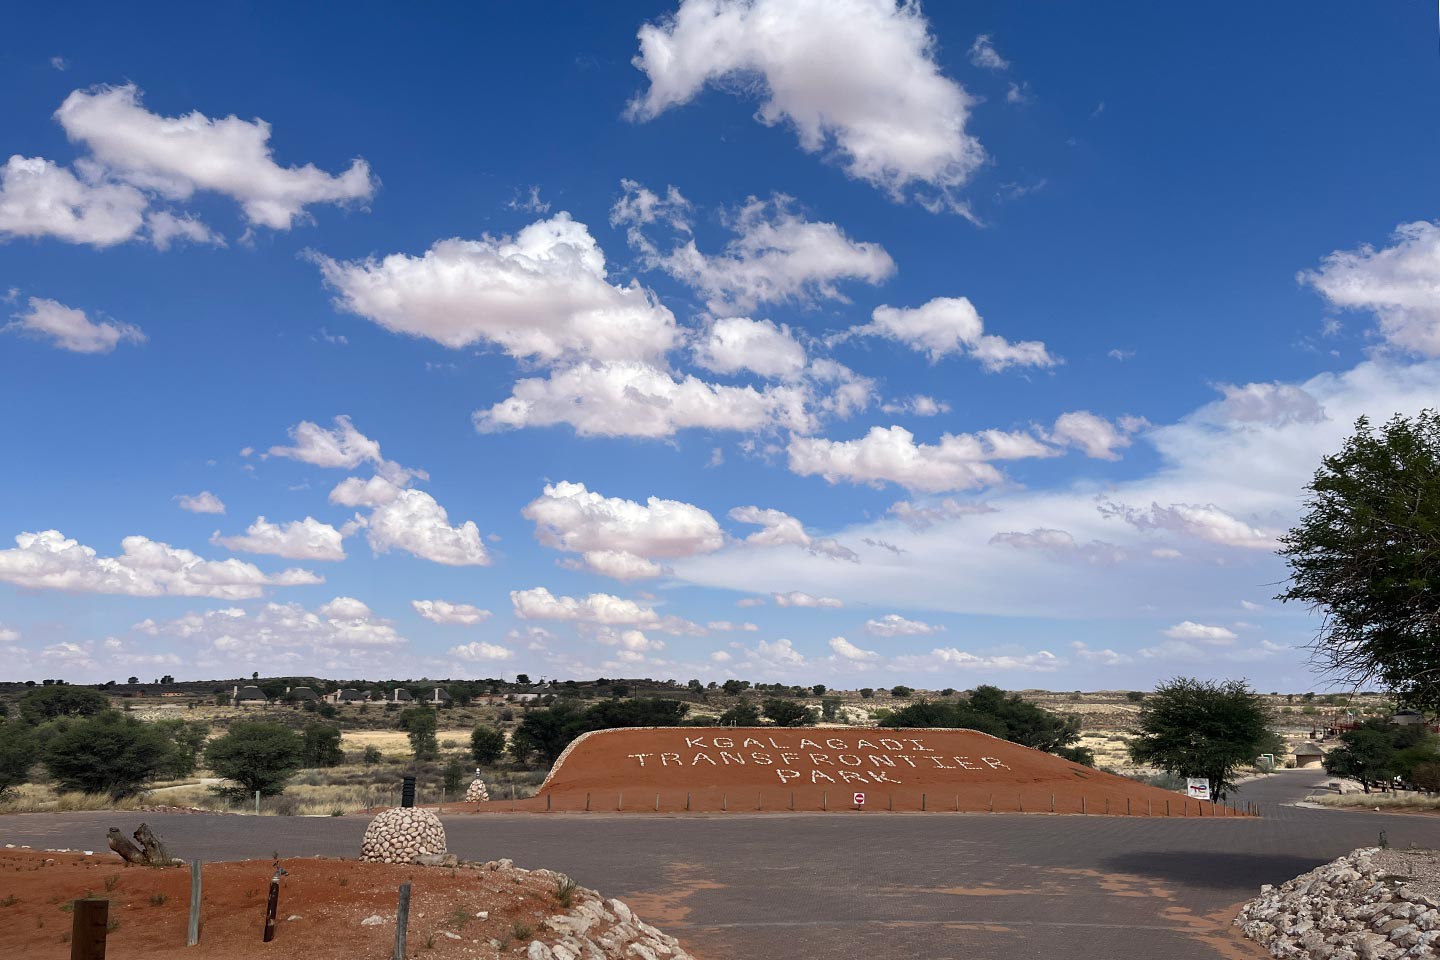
<box><xmin>469</xmin><ymin>860</ymin><xmax>695</xmax><ymax>960</ymax></box>
<box><xmin>359</xmin><ymin>807</ymin><xmax>447</xmax><ymax>864</ymax></box>
<box><xmin>463</xmin><ymin>776</ymin><xmax>490</xmax><ymax>803</ymax></box>
<box><xmin>1236</xmin><ymin>847</ymin><xmax>1440</xmax><ymax>959</ymax></box>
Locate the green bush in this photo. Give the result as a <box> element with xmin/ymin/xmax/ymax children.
<box><xmin>470</xmin><ymin>726</ymin><xmax>506</xmax><ymax>766</ymax></box>
<box><xmin>762</xmin><ymin>699</ymin><xmax>813</xmax><ymax>727</ymax></box>
<box><xmin>43</xmin><ymin>712</ymin><xmax>169</xmax><ymax>797</ymax></box>
<box><xmin>0</xmin><ymin>720</ymin><xmax>36</xmax><ymax>798</ymax></box>
<box><xmin>397</xmin><ymin>707</ymin><xmax>438</xmax><ymax>759</ymax></box>
<box><xmin>204</xmin><ymin>722</ymin><xmax>305</xmax><ymax>797</ymax></box>
<box><xmin>362</xmin><ymin>745</ymin><xmax>382</xmax><ymax>765</ymax></box>
<box><xmin>19</xmin><ymin>687</ymin><xmax>111</xmax><ymax>725</ymax></box>
<box><xmin>300</xmin><ymin>723</ymin><xmax>344</xmax><ymax>768</ymax></box>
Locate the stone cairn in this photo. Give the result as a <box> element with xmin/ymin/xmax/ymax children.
<box><xmin>463</xmin><ymin>772</ymin><xmax>491</xmax><ymax>803</ymax></box>
<box><xmin>359</xmin><ymin>807</ymin><xmax>447</xmax><ymax>864</ymax></box>
<box><xmin>1236</xmin><ymin>846</ymin><xmax>1440</xmax><ymax>959</ymax></box>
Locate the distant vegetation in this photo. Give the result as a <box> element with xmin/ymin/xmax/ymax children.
<box><xmin>879</xmin><ymin>685</ymin><xmax>1094</xmax><ymax>766</ymax></box>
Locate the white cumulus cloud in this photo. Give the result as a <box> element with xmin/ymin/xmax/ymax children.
<box><xmin>413</xmin><ymin>599</ymin><xmax>492</xmax><ymax>625</ymax></box>
<box><xmin>448</xmin><ymin>641</ymin><xmax>514</xmax><ymax>661</ymax></box>
<box><xmin>1300</xmin><ymin>220</ymin><xmax>1440</xmax><ymax>356</ymax></box>
<box><xmin>5</xmin><ymin>297</ymin><xmax>144</xmax><ymax>353</ymax></box>
<box><xmin>522</xmin><ymin>480</ymin><xmax>724</xmax><ymax>579</ymax></box>
<box><xmin>628</xmin><ymin>0</ymin><xmax>984</xmax><ymax>210</ymax></box>
<box><xmin>212</xmin><ymin>516</ymin><xmax>347</xmax><ymax>562</ymax></box>
<box><xmin>852</xmin><ymin>297</ymin><xmax>1057</xmax><ymax>371</ymax></box>
<box><xmin>0</xmin><ymin>529</ymin><xmax>321</xmax><ymax>599</ymax></box>
<box><xmin>692</xmin><ymin>316</ymin><xmax>807</xmax><ymax>380</ymax></box>
<box><xmin>316</xmin><ymin>213</ymin><xmax>677</xmax><ymax>364</ymax></box>
<box><xmin>788</xmin><ymin>424</ymin><xmax>1056</xmax><ymax>493</ymax></box>
<box><xmin>772</xmin><ymin>591</ymin><xmax>842</xmax><ymax>608</ymax></box>
<box><xmin>1163</xmin><ymin>621</ymin><xmax>1238</xmax><ymax>644</ymax></box>
<box><xmin>176</xmin><ymin>491</ymin><xmax>226</xmax><ymax>514</ymax></box>
<box><xmin>864</xmin><ymin>614</ymin><xmax>943</xmax><ymax>637</ymax></box>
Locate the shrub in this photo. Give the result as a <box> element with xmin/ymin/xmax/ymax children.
<box><xmin>890</xmin><ymin>686</ymin><xmax>914</xmax><ymax>698</ymax></box>
<box><xmin>442</xmin><ymin>758</ymin><xmax>465</xmax><ymax>795</ymax></box>
<box><xmin>204</xmin><ymin>722</ymin><xmax>305</xmax><ymax>797</ymax></box>
<box><xmin>19</xmin><ymin>687</ymin><xmax>111</xmax><ymax>725</ymax></box>
<box><xmin>397</xmin><ymin>707</ymin><xmax>439</xmax><ymax>759</ymax></box>
<box><xmin>362</xmin><ymin>745</ymin><xmax>382</xmax><ymax>765</ymax></box>
<box><xmin>1411</xmin><ymin>762</ymin><xmax>1440</xmax><ymax>793</ymax></box>
<box><xmin>717</xmin><ymin>702</ymin><xmax>759</xmax><ymax>726</ymax></box>
<box><xmin>761</xmin><ymin>699</ymin><xmax>813</xmax><ymax>727</ymax></box>
<box><xmin>470</xmin><ymin>726</ymin><xmax>506</xmax><ymax>766</ymax></box>
<box><xmin>0</xmin><ymin>720</ymin><xmax>36</xmax><ymax>798</ymax></box>
<box><xmin>300</xmin><ymin>723</ymin><xmax>344</xmax><ymax>768</ymax></box>
<box><xmin>43</xmin><ymin>712</ymin><xmax>170</xmax><ymax>797</ymax></box>
<box><xmin>152</xmin><ymin>719</ymin><xmax>209</xmax><ymax>779</ymax></box>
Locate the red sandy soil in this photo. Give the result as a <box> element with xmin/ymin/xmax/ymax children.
<box><xmin>0</xmin><ymin>849</ymin><xmax>589</xmax><ymax>959</ymax></box>
<box><xmin>448</xmin><ymin>727</ymin><xmax>1252</xmax><ymax>817</ymax></box>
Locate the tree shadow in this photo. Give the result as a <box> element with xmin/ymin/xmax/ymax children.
<box><xmin>1100</xmin><ymin>850</ymin><xmax>1328</xmax><ymax>890</ymax></box>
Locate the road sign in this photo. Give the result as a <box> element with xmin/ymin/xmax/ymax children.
<box><xmin>1186</xmin><ymin>778</ymin><xmax>1211</xmax><ymax>800</ymax></box>
<box><xmin>853</xmin><ymin>792</ymin><xmax>865</xmax><ymax>807</ymax></box>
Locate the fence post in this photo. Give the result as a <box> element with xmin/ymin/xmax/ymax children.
<box><xmin>987</xmin><ymin>793</ymin><xmax>993</xmax><ymax>813</ymax></box>
<box><xmin>393</xmin><ymin>883</ymin><xmax>411</xmax><ymax>960</ymax></box>
<box><xmin>1081</xmin><ymin>796</ymin><xmax>1086</xmax><ymax>815</ymax></box>
<box><xmin>921</xmin><ymin>793</ymin><xmax>926</xmax><ymax>812</ymax></box>
<box><xmin>1165</xmin><ymin>799</ymin><xmax>1170</xmax><ymax>817</ymax></box>
<box><xmin>655</xmin><ymin>793</ymin><xmax>659</xmax><ymax>812</ymax></box>
<box><xmin>262</xmin><ymin>874</ymin><xmax>279</xmax><ymax>942</ymax></box>
<box><xmin>1050</xmin><ymin>794</ymin><xmax>1055</xmax><ymax>813</ymax></box>
<box><xmin>721</xmin><ymin>794</ymin><xmax>727</xmax><ymax>811</ymax></box>
<box><xmin>822</xmin><ymin>791</ymin><xmax>827</xmax><ymax>811</ymax></box>
<box><xmin>187</xmin><ymin>859</ymin><xmax>203</xmax><ymax>946</ymax></box>
<box><xmin>585</xmin><ymin>792</ymin><xmax>590</xmax><ymax>812</ymax></box>
<box><xmin>70</xmin><ymin>898</ymin><xmax>108</xmax><ymax>960</ymax></box>
<box><xmin>254</xmin><ymin>790</ymin><xmax>261</xmax><ymax>815</ymax></box>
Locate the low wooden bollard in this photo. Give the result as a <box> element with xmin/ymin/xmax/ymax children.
<box><xmin>187</xmin><ymin>859</ymin><xmax>202</xmax><ymax>946</ymax></box>
<box><xmin>686</xmin><ymin>792</ymin><xmax>691</xmax><ymax>811</ymax></box>
<box><xmin>584</xmin><ymin>792</ymin><xmax>590</xmax><ymax>812</ymax></box>
<box><xmin>71</xmin><ymin>898</ymin><xmax>108</xmax><ymax>960</ymax></box>
<box><xmin>822</xmin><ymin>791</ymin><xmax>827</xmax><ymax>811</ymax></box>
<box><xmin>1126</xmin><ymin>798</ymin><xmax>1131</xmax><ymax>816</ymax></box>
<box><xmin>1081</xmin><ymin>796</ymin><xmax>1086</xmax><ymax>815</ymax></box>
<box><xmin>987</xmin><ymin>793</ymin><xmax>993</xmax><ymax>813</ymax></box>
<box><xmin>1050</xmin><ymin>794</ymin><xmax>1055</xmax><ymax>813</ymax></box>
<box><xmin>921</xmin><ymin>793</ymin><xmax>926</xmax><ymax>812</ymax></box>
<box><xmin>654</xmin><ymin>793</ymin><xmax>659</xmax><ymax>812</ymax></box>
<box><xmin>1165</xmin><ymin>799</ymin><xmax>1171</xmax><ymax>817</ymax></box>
<box><xmin>1104</xmin><ymin>798</ymin><xmax>1109</xmax><ymax>815</ymax></box>
<box><xmin>617</xmin><ymin>792</ymin><xmax>623</xmax><ymax>811</ymax></box>
<box><xmin>393</xmin><ymin>882</ymin><xmax>411</xmax><ymax>960</ymax></box>
<box><xmin>789</xmin><ymin>791</ymin><xmax>794</xmax><ymax>811</ymax></box>
<box><xmin>546</xmin><ymin>794</ymin><xmax>552</xmax><ymax>812</ymax></box>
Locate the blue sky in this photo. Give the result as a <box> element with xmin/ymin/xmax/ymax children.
<box><xmin>1</xmin><ymin>2</ymin><xmax>1437</xmax><ymax>689</ymax></box>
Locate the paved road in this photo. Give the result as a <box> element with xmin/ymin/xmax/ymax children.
<box><xmin>3</xmin><ymin>770</ymin><xmax>1436</xmax><ymax>960</ymax></box>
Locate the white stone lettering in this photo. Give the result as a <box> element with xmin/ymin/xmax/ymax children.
<box><xmin>838</xmin><ymin>754</ymin><xmax>862</xmax><ymax>767</ymax></box>
<box><xmin>713</xmin><ymin>736</ymin><xmax>735</xmax><ymax>749</ymax></box>
<box><xmin>780</xmin><ymin>752</ymin><xmax>800</xmax><ymax>765</ymax></box>
<box><xmin>838</xmin><ymin>770</ymin><xmax>868</xmax><ymax>784</ymax></box>
<box><xmin>685</xmin><ymin>736</ymin><xmax>710</xmax><ymax>749</ymax></box>
<box><xmin>800</xmin><ymin>738</ymin><xmax>822</xmax><ymax>750</ymax></box>
<box><xmin>905</xmin><ymin>739</ymin><xmax>935</xmax><ymax>752</ymax></box>
<box><xmin>660</xmin><ymin>752</ymin><xmax>682</xmax><ymax>766</ymax></box>
<box><xmin>954</xmin><ymin>757</ymin><xmax>980</xmax><ymax>770</ymax></box>
<box><xmin>811</xmin><ymin>770</ymin><xmax>836</xmax><ymax>784</ymax></box>
<box><xmin>825</xmin><ymin>738</ymin><xmax>847</xmax><ymax>750</ymax></box>
<box><xmin>927</xmin><ymin>756</ymin><xmax>957</xmax><ymax>770</ymax></box>
<box><xmin>898</xmin><ymin>755</ymin><xmax>919</xmax><ymax>767</ymax></box>
<box><xmin>981</xmin><ymin>757</ymin><xmax>1010</xmax><ymax>770</ymax></box>
<box><xmin>719</xmin><ymin>751</ymin><xmax>745</xmax><ymax>765</ymax></box>
<box><xmin>776</xmin><ymin>769</ymin><xmax>800</xmax><ymax>783</ymax></box>
<box><xmin>749</xmin><ymin>752</ymin><xmax>773</xmax><ymax>765</ymax></box>
<box><xmin>692</xmin><ymin>752</ymin><xmax>717</xmax><ymax>765</ymax></box>
<box><xmin>867</xmin><ymin>755</ymin><xmax>896</xmax><ymax>767</ymax></box>
<box><xmin>810</xmin><ymin>754</ymin><xmax>833</xmax><ymax>765</ymax></box>
<box><xmin>628</xmin><ymin>753</ymin><xmax>654</xmax><ymax>767</ymax></box>
<box><xmin>879</xmin><ymin>739</ymin><xmax>905</xmax><ymax>751</ymax></box>
<box><xmin>868</xmin><ymin>771</ymin><xmax>903</xmax><ymax>784</ymax></box>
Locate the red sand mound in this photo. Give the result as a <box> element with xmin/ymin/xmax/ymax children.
<box><xmin>460</xmin><ymin>727</ymin><xmax>1252</xmax><ymax>816</ymax></box>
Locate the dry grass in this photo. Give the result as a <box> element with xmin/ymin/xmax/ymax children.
<box><xmin>1309</xmin><ymin>793</ymin><xmax>1440</xmax><ymax>812</ymax></box>
<box><xmin>339</xmin><ymin>729</ymin><xmax>474</xmax><ymax>754</ymax></box>
<box><xmin>0</xmin><ymin>785</ymin><xmax>144</xmax><ymax>814</ymax></box>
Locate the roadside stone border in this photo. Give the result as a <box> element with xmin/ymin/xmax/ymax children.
<box><xmin>1235</xmin><ymin>846</ymin><xmax>1440</xmax><ymax>959</ymax></box>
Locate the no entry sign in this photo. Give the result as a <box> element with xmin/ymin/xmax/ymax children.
<box><xmin>853</xmin><ymin>792</ymin><xmax>865</xmax><ymax>807</ymax></box>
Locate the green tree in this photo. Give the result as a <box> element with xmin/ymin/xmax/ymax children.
<box><xmin>470</xmin><ymin>726</ymin><xmax>506</xmax><ymax>766</ymax></box>
<box><xmin>811</xmin><ymin>684</ymin><xmax>827</xmax><ymax>696</ymax></box>
<box><xmin>43</xmin><ymin>712</ymin><xmax>170</xmax><ymax>797</ymax></box>
<box><xmin>890</xmin><ymin>686</ymin><xmax>913</xmax><ymax>698</ymax></box>
<box><xmin>510</xmin><ymin>699</ymin><xmax>587</xmax><ymax>765</ymax></box>
<box><xmin>204</xmin><ymin>722</ymin><xmax>305</xmax><ymax>797</ymax></box>
<box><xmin>718</xmin><ymin>701</ymin><xmax>760</xmax><ymax>726</ymax></box>
<box><xmin>821</xmin><ymin>697</ymin><xmax>841</xmax><ymax>721</ymax></box>
<box><xmin>18</xmin><ymin>686</ymin><xmax>111</xmax><ymax>725</ymax></box>
<box><xmin>1127</xmin><ymin>678</ymin><xmax>1270</xmax><ymax>802</ymax></box>
<box><xmin>1278</xmin><ymin>411</ymin><xmax>1440</xmax><ymax>711</ymax></box>
<box><xmin>300</xmin><ymin>723</ymin><xmax>344</xmax><ymax>768</ymax></box>
<box><xmin>442</xmin><ymin>757</ymin><xmax>465</xmax><ymax>795</ymax></box>
<box><xmin>362</xmin><ymin>745</ymin><xmax>382</xmax><ymax>765</ymax></box>
<box><xmin>0</xmin><ymin>720</ymin><xmax>37</xmax><ymax>798</ymax></box>
<box><xmin>762</xmin><ymin>699</ymin><xmax>813</xmax><ymax>727</ymax></box>
<box><xmin>397</xmin><ymin>706</ymin><xmax>439</xmax><ymax>759</ymax></box>
<box><xmin>859</xmin><ymin>688</ymin><xmax>875</xmax><ymax>699</ymax></box>
<box><xmin>152</xmin><ymin>719</ymin><xmax>210</xmax><ymax>779</ymax></box>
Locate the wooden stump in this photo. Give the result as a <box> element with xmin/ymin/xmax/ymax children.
<box><xmin>106</xmin><ymin>828</ymin><xmax>146</xmax><ymax>866</ymax></box>
<box><xmin>134</xmin><ymin>823</ymin><xmax>171</xmax><ymax>865</ymax></box>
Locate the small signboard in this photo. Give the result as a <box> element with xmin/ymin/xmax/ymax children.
<box><xmin>853</xmin><ymin>792</ymin><xmax>866</xmax><ymax>807</ymax></box>
<box><xmin>1186</xmin><ymin>778</ymin><xmax>1211</xmax><ymax>800</ymax></box>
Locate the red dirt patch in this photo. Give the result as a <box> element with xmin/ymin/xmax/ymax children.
<box><xmin>0</xmin><ymin>849</ymin><xmax>640</xmax><ymax>959</ymax></box>
<box><xmin>448</xmin><ymin>727</ymin><xmax>1251</xmax><ymax>816</ymax></box>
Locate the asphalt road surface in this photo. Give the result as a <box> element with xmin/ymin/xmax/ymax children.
<box><xmin>3</xmin><ymin>770</ymin><xmax>1436</xmax><ymax>959</ymax></box>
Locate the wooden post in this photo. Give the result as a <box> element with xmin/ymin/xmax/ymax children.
<box><xmin>790</xmin><ymin>791</ymin><xmax>794</xmax><ymax>811</ymax></box>
<box><xmin>654</xmin><ymin>793</ymin><xmax>659</xmax><ymax>812</ymax></box>
<box><xmin>1050</xmin><ymin>794</ymin><xmax>1055</xmax><ymax>813</ymax></box>
<box><xmin>1018</xmin><ymin>795</ymin><xmax>1024</xmax><ymax>813</ymax></box>
<box><xmin>1165</xmin><ymin>799</ymin><xmax>1170</xmax><ymax>817</ymax></box>
<box><xmin>617</xmin><ymin>791</ymin><xmax>623</xmax><ymax>811</ymax></box>
<box><xmin>1147</xmin><ymin>799</ymin><xmax>1152</xmax><ymax>816</ymax></box>
<box><xmin>262</xmin><ymin>876</ymin><xmax>279</xmax><ymax>942</ymax></box>
<box><xmin>187</xmin><ymin>860</ymin><xmax>202</xmax><ymax>946</ymax></box>
<box><xmin>1105</xmin><ymin>798</ymin><xmax>1109</xmax><ymax>815</ymax></box>
<box><xmin>721</xmin><ymin>794</ymin><xmax>727</xmax><ymax>811</ymax></box>
<box><xmin>1126</xmin><ymin>798</ymin><xmax>1131</xmax><ymax>816</ymax></box>
<box><xmin>954</xmin><ymin>794</ymin><xmax>959</xmax><ymax>812</ymax></box>
<box><xmin>254</xmin><ymin>790</ymin><xmax>261</xmax><ymax>815</ymax></box>
<box><xmin>686</xmin><ymin>792</ymin><xmax>691</xmax><ymax>811</ymax></box>
<box><xmin>584</xmin><ymin>792</ymin><xmax>590</xmax><ymax>812</ymax></box>
<box><xmin>822</xmin><ymin>791</ymin><xmax>827</xmax><ymax>811</ymax></box>
<box><xmin>393</xmin><ymin>883</ymin><xmax>411</xmax><ymax>960</ymax></box>
<box><xmin>921</xmin><ymin>793</ymin><xmax>926</xmax><ymax>811</ymax></box>
<box><xmin>71</xmin><ymin>898</ymin><xmax>108</xmax><ymax>960</ymax></box>
<box><xmin>890</xmin><ymin>794</ymin><xmax>895</xmax><ymax>811</ymax></box>
<box><xmin>1081</xmin><ymin>796</ymin><xmax>1086</xmax><ymax>815</ymax></box>
<box><xmin>546</xmin><ymin>794</ymin><xmax>552</xmax><ymax>812</ymax></box>
<box><xmin>987</xmin><ymin>793</ymin><xmax>993</xmax><ymax>813</ymax></box>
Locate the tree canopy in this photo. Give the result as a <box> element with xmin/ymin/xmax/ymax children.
<box><xmin>510</xmin><ymin>698</ymin><xmax>690</xmax><ymax>766</ymax></box>
<box><xmin>1127</xmin><ymin>678</ymin><xmax>1270</xmax><ymax>801</ymax></box>
<box><xmin>18</xmin><ymin>686</ymin><xmax>111</xmax><ymax>725</ymax></box>
<box><xmin>204</xmin><ymin>722</ymin><xmax>305</xmax><ymax>797</ymax></box>
<box><xmin>1322</xmin><ymin>719</ymin><xmax>1439</xmax><ymax>793</ymax></box>
<box><xmin>470</xmin><ymin>725</ymin><xmax>506</xmax><ymax>766</ymax></box>
<box><xmin>397</xmin><ymin>706</ymin><xmax>439</xmax><ymax>759</ymax></box>
<box><xmin>880</xmin><ymin>685</ymin><xmax>1093</xmax><ymax>764</ymax></box>
<box><xmin>1278</xmin><ymin>411</ymin><xmax>1440</xmax><ymax>711</ymax></box>
<box><xmin>761</xmin><ymin>699</ymin><xmax>814</xmax><ymax>727</ymax></box>
<box><xmin>42</xmin><ymin>712</ymin><xmax>170</xmax><ymax>797</ymax></box>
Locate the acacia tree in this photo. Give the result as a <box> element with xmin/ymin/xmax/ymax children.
<box><xmin>204</xmin><ymin>722</ymin><xmax>304</xmax><ymax>797</ymax></box>
<box><xmin>1127</xmin><ymin>678</ymin><xmax>1270</xmax><ymax>802</ymax></box>
<box><xmin>1278</xmin><ymin>411</ymin><xmax>1440</xmax><ymax>711</ymax></box>
<box><xmin>43</xmin><ymin>712</ymin><xmax>170</xmax><ymax>797</ymax></box>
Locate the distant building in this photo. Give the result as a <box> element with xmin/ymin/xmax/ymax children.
<box><xmin>233</xmin><ymin>684</ymin><xmax>268</xmax><ymax>706</ymax></box>
<box><xmin>389</xmin><ymin>688</ymin><xmax>414</xmax><ymax>703</ymax></box>
<box><xmin>1293</xmin><ymin>742</ymin><xmax>1325</xmax><ymax>769</ymax></box>
<box><xmin>332</xmin><ymin>689</ymin><xmax>371</xmax><ymax>704</ymax></box>
<box><xmin>424</xmin><ymin>687</ymin><xmax>451</xmax><ymax>705</ymax></box>
<box><xmin>1391</xmin><ymin>710</ymin><xmax>1425</xmax><ymax>726</ymax></box>
<box><xmin>286</xmin><ymin>686</ymin><xmax>320</xmax><ymax>702</ymax></box>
